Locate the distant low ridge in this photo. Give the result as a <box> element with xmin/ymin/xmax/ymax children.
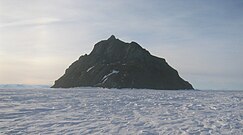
<box><xmin>0</xmin><ymin>84</ymin><xmax>50</xmax><ymax>89</ymax></box>
<box><xmin>52</xmin><ymin>35</ymin><xmax>193</xmax><ymax>90</ymax></box>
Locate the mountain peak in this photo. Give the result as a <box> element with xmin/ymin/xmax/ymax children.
<box><xmin>108</xmin><ymin>35</ymin><xmax>116</xmax><ymax>41</ymax></box>
<box><xmin>52</xmin><ymin>36</ymin><xmax>194</xmax><ymax>90</ymax></box>
<box><xmin>90</xmin><ymin>35</ymin><xmax>148</xmax><ymax>61</ymax></box>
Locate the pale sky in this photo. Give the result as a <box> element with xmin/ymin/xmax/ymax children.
<box><xmin>0</xmin><ymin>0</ymin><xmax>243</xmax><ymax>90</ymax></box>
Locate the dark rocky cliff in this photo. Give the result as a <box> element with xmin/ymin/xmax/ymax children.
<box><xmin>52</xmin><ymin>35</ymin><xmax>193</xmax><ymax>90</ymax></box>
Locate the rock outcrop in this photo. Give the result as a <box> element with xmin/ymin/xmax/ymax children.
<box><xmin>52</xmin><ymin>35</ymin><xmax>193</xmax><ymax>90</ymax></box>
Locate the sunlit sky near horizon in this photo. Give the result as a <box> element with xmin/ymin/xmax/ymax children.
<box><xmin>0</xmin><ymin>0</ymin><xmax>243</xmax><ymax>90</ymax></box>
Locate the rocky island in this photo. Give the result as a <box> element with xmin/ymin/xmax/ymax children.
<box><xmin>52</xmin><ymin>35</ymin><xmax>193</xmax><ymax>90</ymax></box>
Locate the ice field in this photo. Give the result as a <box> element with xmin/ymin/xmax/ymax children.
<box><xmin>0</xmin><ymin>88</ymin><xmax>242</xmax><ymax>134</ymax></box>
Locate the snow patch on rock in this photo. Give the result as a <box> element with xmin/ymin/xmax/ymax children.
<box><xmin>86</xmin><ymin>66</ymin><xmax>95</xmax><ymax>72</ymax></box>
<box><xmin>101</xmin><ymin>70</ymin><xmax>119</xmax><ymax>83</ymax></box>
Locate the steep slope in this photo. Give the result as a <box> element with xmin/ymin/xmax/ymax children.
<box><xmin>52</xmin><ymin>35</ymin><xmax>193</xmax><ymax>90</ymax></box>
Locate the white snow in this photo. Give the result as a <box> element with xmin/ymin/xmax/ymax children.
<box><xmin>101</xmin><ymin>78</ymin><xmax>108</xmax><ymax>84</ymax></box>
<box><xmin>86</xmin><ymin>66</ymin><xmax>95</xmax><ymax>72</ymax></box>
<box><xmin>101</xmin><ymin>70</ymin><xmax>119</xmax><ymax>83</ymax></box>
<box><xmin>0</xmin><ymin>88</ymin><xmax>242</xmax><ymax>134</ymax></box>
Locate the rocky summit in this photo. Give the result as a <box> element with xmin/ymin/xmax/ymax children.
<box><xmin>52</xmin><ymin>35</ymin><xmax>193</xmax><ymax>90</ymax></box>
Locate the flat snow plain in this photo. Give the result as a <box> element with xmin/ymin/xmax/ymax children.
<box><xmin>0</xmin><ymin>88</ymin><xmax>242</xmax><ymax>135</ymax></box>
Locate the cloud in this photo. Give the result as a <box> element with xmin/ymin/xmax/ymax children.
<box><xmin>0</xmin><ymin>17</ymin><xmax>61</xmax><ymax>28</ymax></box>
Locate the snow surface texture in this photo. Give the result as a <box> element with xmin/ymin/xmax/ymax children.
<box><xmin>0</xmin><ymin>88</ymin><xmax>242</xmax><ymax>135</ymax></box>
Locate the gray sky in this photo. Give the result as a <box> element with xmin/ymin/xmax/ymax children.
<box><xmin>0</xmin><ymin>0</ymin><xmax>243</xmax><ymax>90</ymax></box>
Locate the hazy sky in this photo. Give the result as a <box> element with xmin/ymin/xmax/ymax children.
<box><xmin>0</xmin><ymin>0</ymin><xmax>243</xmax><ymax>90</ymax></box>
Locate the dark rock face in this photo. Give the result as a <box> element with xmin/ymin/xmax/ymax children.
<box><xmin>52</xmin><ymin>35</ymin><xmax>193</xmax><ymax>90</ymax></box>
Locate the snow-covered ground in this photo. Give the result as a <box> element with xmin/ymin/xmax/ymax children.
<box><xmin>0</xmin><ymin>88</ymin><xmax>242</xmax><ymax>134</ymax></box>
